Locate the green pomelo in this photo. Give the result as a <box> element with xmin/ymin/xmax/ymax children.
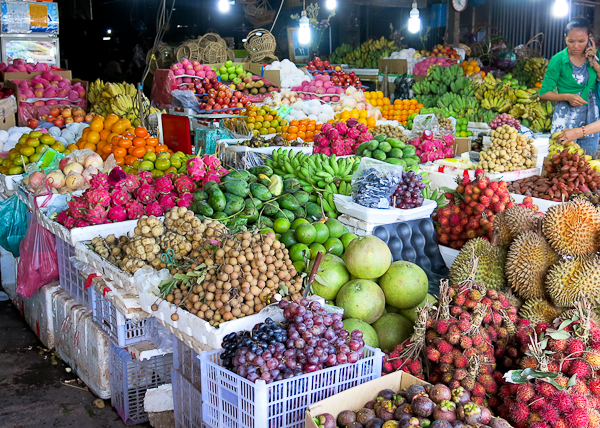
<box><xmin>344</xmin><ymin>235</ymin><xmax>392</xmax><ymax>279</ymax></box>
<box><xmin>343</xmin><ymin>319</ymin><xmax>379</xmax><ymax>349</ymax></box>
<box><xmin>372</xmin><ymin>313</ymin><xmax>414</xmax><ymax>351</ymax></box>
<box><xmin>379</xmin><ymin>261</ymin><xmax>429</xmax><ymax>309</ymax></box>
<box><xmin>336</xmin><ymin>279</ymin><xmax>385</xmax><ymax>324</ymax></box>
<box><xmin>309</xmin><ymin>254</ymin><xmax>350</xmax><ymax>301</ymax></box>
<box><xmin>399</xmin><ymin>293</ymin><xmax>437</xmax><ymax>324</ymax></box>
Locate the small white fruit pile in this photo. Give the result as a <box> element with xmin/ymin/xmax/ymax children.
<box><xmin>265</xmin><ymin>59</ymin><xmax>311</xmax><ymax>90</ymax></box>
<box><xmin>286</xmin><ymin>99</ymin><xmax>335</xmax><ymax>124</ymax></box>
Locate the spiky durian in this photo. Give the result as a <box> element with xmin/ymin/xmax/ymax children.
<box><xmin>519</xmin><ymin>298</ymin><xmax>564</xmax><ymax>325</ymax></box>
<box><xmin>546</xmin><ymin>255</ymin><xmax>600</xmax><ymax>307</ymax></box>
<box><xmin>543</xmin><ymin>199</ymin><xmax>600</xmax><ymax>256</ymax></box>
<box><xmin>504</xmin><ymin>205</ymin><xmax>542</xmax><ymax>239</ymax></box>
<box><xmin>449</xmin><ymin>238</ymin><xmax>506</xmax><ymax>289</ymax></box>
<box><xmin>503</xmin><ymin>288</ymin><xmax>523</xmax><ymax>310</ymax></box>
<box><xmin>493</xmin><ymin>212</ymin><xmax>513</xmax><ymax>247</ymax></box>
<box><xmin>505</xmin><ymin>231</ymin><xmax>558</xmax><ymax>300</ymax></box>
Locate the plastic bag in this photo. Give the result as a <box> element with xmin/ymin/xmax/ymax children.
<box><xmin>147</xmin><ymin>318</ymin><xmax>173</xmax><ymax>352</ymax></box>
<box><xmin>16</xmin><ymin>214</ymin><xmax>59</xmax><ymax>298</ymax></box>
<box><xmin>0</xmin><ymin>195</ymin><xmax>29</xmax><ymax>257</ymax></box>
<box><xmin>134</xmin><ymin>266</ymin><xmax>173</xmax><ymax>295</ymax></box>
<box><xmin>351</xmin><ymin>158</ymin><xmax>403</xmax><ymax>209</ymax></box>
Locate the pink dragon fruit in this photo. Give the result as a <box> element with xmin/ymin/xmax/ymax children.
<box><xmin>121</xmin><ymin>174</ymin><xmax>140</xmax><ymax>192</ymax></box>
<box><xmin>321</xmin><ymin>146</ymin><xmax>332</xmax><ymax>156</ymax></box>
<box><xmin>137</xmin><ymin>171</ymin><xmax>154</xmax><ymax>185</ymax></box>
<box><xmin>346</xmin><ymin>118</ymin><xmax>359</xmax><ymax>128</ymax></box>
<box><xmin>422</xmin><ymin>129</ymin><xmax>434</xmax><ymax>141</ymax></box>
<box><xmin>204</xmin><ymin>154</ymin><xmax>221</xmax><ymax>171</ymax></box>
<box><xmin>326</xmin><ymin>128</ymin><xmax>340</xmax><ymax>140</ymax></box>
<box><xmin>135</xmin><ymin>184</ymin><xmax>158</xmax><ymax>204</ymax></box>
<box><xmin>84</xmin><ymin>188</ymin><xmax>111</xmax><ymax>205</ymax></box>
<box><xmin>175</xmin><ymin>174</ymin><xmax>195</xmax><ymax>194</ymax></box>
<box><xmin>444</xmin><ymin>135</ymin><xmax>455</xmax><ymax>146</ymax></box>
<box><xmin>409</xmin><ymin>138</ymin><xmax>421</xmax><ymax>147</ymax></box>
<box><xmin>108</xmin><ymin>206</ymin><xmax>127</xmax><ymax>222</ymax></box>
<box><xmin>421</xmin><ymin>141</ymin><xmax>434</xmax><ymax>152</ymax></box>
<box><xmin>108</xmin><ymin>167</ymin><xmax>127</xmax><ymax>185</ymax></box>
<box><xmin>334</xmin><ymin>121</ymin><xmax>347</xmax><ymax>136</ymax></box>
<box><xmin>187</xmin><ymin>157</ymin><xmax>206</xmax><ymax>181</ymax></box>
<box><xmin>67</xmin><ymin>198</ymin><xmax>88</xmax><ymax>219</ymax></box>
<box><xmin>155</xmin><ymin>175</ymin><xmax>174</xmax><ymax>194</ymax></box>
<box><xmin>145</xmin><ymin>201</ymin><xmax>164</xmax><ymax>217</ymax></box>
<box><xmin>416</xmin><ymin>148</ymin><xmax>423</xmax><ymax>157</ymax></box>
<box><xmin>356</xmin><ymin>133</ymin><xmax>373</xmax><ymax>144</ymax></box>
<box><xmin>75</xmin><ymin>219</ymin><xmax>90</xmax><ymax>228</ymax></box>
<box><xmin>89</xmin><ymin>173</ymin><xmax>109</xmax><ymax>189</ymax></box>
<box><xmin>433</xmin><ymin>139</ymin><xmax>444</xmax><ymax>150</ymax></box>
<box><xmin>157</xmin><ymin>193</ymin><xmax>177</xmax><ymax>211</ymax></box>
<box><xmin>177</xmin><ymin>192</ymin><xmax>193</xmax><ymax>208</ymax></box>
<box><xmin>357</xmin><ymin>124</ymin><xmax>368</xmax><ymax>134</ymax></box>
<box><xmin>443</xmin><ymin>147</ymin><xmax>454</xmax><ymax>157</ymax></box>
<box><xmin>346</xmin><ymin>128</ymin><xmax>360</xmax><ymax>140</ymax></box>
<box><xmin>420</xmin><ymin>153</ymin><xmax>429</xmax><ymax>164</ymax></box>
<box><xmin>125</xmin><ymin>200</ymin><xmax>144</xmax><ymax>220</ymax></box>
<box><xmin>63</xmin><ymin>216</ymin><xmax>77</xmax><ymax>229</ymax></box>
<box><xmin>321</xmin><ymin>122</ymin><xmax>333</xmax><ymax>133</ymax></box>
<box><xmin>111</xmin><ymin>188</ymin><xmax>131</xmax><ymax>206</ymax></box>
<box><xmin>202</xmin><ymin>173</ymin><xmax>221</xmax><ymax>188</ymax></box>
<box><xmin>87</xmin><ymin>205</ymin><xmax>108</xmax><ymax>225</ymax></box>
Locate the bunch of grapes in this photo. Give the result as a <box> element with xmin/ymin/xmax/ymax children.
<box><xmin>490</xmin><ymin>113</ymin><xmax>521</xmax><ymax>130</ymax></box>
<box><xmin>391</xmin><ymin>170</ymin><xmax>426</xmax><ymax>209</ymax></box>
<box><xmin>225</xmin><ymin>298</ymin><xmax>365</xmax><ymax>383</ymax></box>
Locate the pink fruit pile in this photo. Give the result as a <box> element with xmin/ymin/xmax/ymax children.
<box><xmin>306</xmin><ymin>56</ymin><xmax>334</xmax><ymax>72</ymax></box>
<box><xmin>291</xmin><ymin>74</ymin><xmax>345</xmax><ymax>102</ymax></box>
<box><xmin>413</xmin><ymin>57</ymin><xmax>454</xmax><ymax>76</ymax></box>
<box><xmin>0</xmin><ymin>59</ymin><xmax>61</xmax><ymax>74</ymax></box>
<box><xmin>432</xmin><ymin>169</ymin><xmax>515</xmax><ymax>249</ymax></box>
<box><xmin>409</xmin><ymin>130</ymin><xmax>455</xmax><ymax>163</ymax></box>
<box><xmin>170</xmin><ymin>58</ymin><xmax>217</xmax><ymax>86</ymax></box>
<box><xmin>313</xmin><ymin>119</ymin><xmax>373</xmax><ymax>156</ymax></box>
<box><xmin>186</xmin><ymin>154</ymin><xmax>229</xmax><ymax>188</ymax></box>
<box><xmin>490</xmin><ymin>113</ymin><xmax>521</xmax><ymax>130</ymax></box>
<box><xmin>14</xmin><ymin>71</ymin><xmax>85</xmax><ymax>107</ymax></box>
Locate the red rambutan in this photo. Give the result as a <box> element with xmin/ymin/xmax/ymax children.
<box><xmin>520</xmin><ymin>356</ymin><xmax>538</xmax><ymax>370</ymax></box>
<box><xmin>458</xmin><ymin>318</ymin><xmax>471</xmax><ymax>332</ymax></box>
<box><xmin>435</xmin><ymin>319</ymin><xmax>450</xmax><ymax>335</ymax></box>
<box><xmin>536</xmin><ymin>380</ymin><xmax>558</xmax><ymax>397</ymax></box>
<box><xmin>567</xmin><ymin>339</ymin><xmax>586</xmax><ymax>357</ymax></box>
<box><xmin>530</xmin><ymin>396</ymin><xmax>548</xmax><ymax>412</ymax></box>
<box><xmin>454</xmin><ymin>368</ymin><xmax>468</xmax><ymax>380</ymax></box>
<box><xmin>440</xmin><ymin>353</ymin><xmax>454</xmax><ymax>364</ymax></box>
<box><xmin>551</xmin><ymin>390</ymin><xmax>574</xmax><ymax>412</ymax></box>
<box><xmin>589</xmin><ymin>409</ymin><xmax>600</xmax><ymax>428</ymax></box>
<box><xmin>534</xmin><ymin>322</ymin><xmax>549</xmax><ymax>336</ymax></box>
<box><xmin>408</xmin><ymin>359</ymin><xmax>422</xmax><ymax>374</ymax></box>
<box><xmin>589</xmin><ymin>379</ymin><xmax>600</xmax><ymax>396</ymax></box>
<box><xmin>459</xmin><ymin>336</ymin><xmax>473</xmax><ymax>349</ymax></box>
<box><xmin>499</xmin><ymin>384</ymin><xmax>513</xmax><ymax>398</ymax></box>
<box><xmin>426</xmin><ymin>347</ymin><xmax>441</xmax><ymax>362</ymax></box>
<box><xmin>540</xmin><ymin>405</ymin><xmax>560</xmax><ymax>424</ymax></box>
<box><xmin>566</xmin><ymin>407</ymin><xmax>589</xmax><ymax>428</ymax></box>
<box><xmin>571</xmin><ymin>379</ymin><xmax>589</xmax><ymax>396</ymax></box>
<box><xmin>472</xmin><ymin>382</ymin><xmax>486</xmax><ymax>397</ymax></box>
<box><xmin>555</xmin><ymin>418</ymin><xmax>568</xmax><ymax>428</ymax></box>
<box><xmin>510</xmin><ymin>402</ymin><xmax>530</xmax><ymax>422</ymax></box>
<box><xmin>516</xmin><ymin>383</ymin><xmax>536</xmax><ymax>402</ymax></box>
<box><xmin>436</xmin><ymin>340</ymin><xmax>453</xmax><ymax>354</ymax></box>
<box><xmin>454</xmin><ymin>353</ymin><xmax>468</xmax><ymax>368</ymax></box>
<box><xmin>530</xmin><ymin>423</ymin><xmax>549</xmax><ymax>428</ymax></box>
<box><xmin>572</xmin><ymin>394</ymin><xmax>589</xmax><ymax>408</ymax></box>
<box><xmin>446</xmin><ymin>331</ymin><xmax>461</xmax><ymax>345</ymax></box>
<box><xmin>383</xmin><ymin>361</ymin><xmax>393</xmax><ymax>373</ymax></box>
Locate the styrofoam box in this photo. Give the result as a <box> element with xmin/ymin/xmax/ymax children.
<box><xmin>439</xmin><ymin>245</ymin><xmax>459</xmax><ymax>269</ymax></box>
<box><xmin>510</xmin><ymin>193</ymin><xmax>561</xmax><ymax>213</ymax></box>
<box><xmin>90</xmin><ymin>275</ymin><xmax>141</xmax><ymax>310</ymax></box>
<box><xmin>53</xmin><ymin>290</ymin><xmax>111</xmax><ymax>399</ymax></box>
<box><xmin>338</xmin><ymin>214</ymin><xmax>387</xmax><ymax>236</ymax></box>
<box><xmin>173</xmin><ymin>368</ymin><xmax>206</xmax><ymax>428</ymax></box>
<box><xmin>334</xmin><ymin>195</ymin><xmax>436</xmax><ymax>224</ymax></box>
<box><xmin>0</xmin><ymin>246</ymin><xmax>16</xmax><ymax>300</ymax></box>
<box><xmin>22</xmin><ymin>281</ymin><xmax>61</xmax><ymax>349</ymax></box>
<box><xmin>200</xmin><ymin>346</ymin><xmax>383</xmax><ymax>428</ymax></box>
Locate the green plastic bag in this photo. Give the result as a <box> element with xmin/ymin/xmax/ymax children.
<box><xmin>0</xmin><ymin>195</ymin><xmax>29</xmax><ymax>257</ymax></box>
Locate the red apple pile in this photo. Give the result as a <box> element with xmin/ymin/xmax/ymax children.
<box><xmin>306</xmin><ymin>56</ymin><xmax>338</xmax><ymax>72</ymax></box>
<box><xmin>0</xmin><ymin>86</ymin><xmax>14</xmax><ymax>99</ymax></box>
<box><xmin>37</xmin><ymin>107</ymin><xmax>96</xmax><ymax>127</ymax></box>
<box><xmin>196</xmin><ymin>77</ymin><xmax>253</xmax><ymax>113</ymax></box>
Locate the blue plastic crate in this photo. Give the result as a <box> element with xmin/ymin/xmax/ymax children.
<box><xmin>56</xmin><ymin>237</ymin><xmax>91</xmax><ymax>308</ymax></box>
<box><xmin>200</xmin><ymin>346</ymin><xmax>383</xmax><ymax>428</ymax></box>
<box><xmin>89</xmin><ymin>286</ymin><xmax>149</xmax><ymax>347</ymax></box>
<box><xmin>173</xmin><ymin>337</ymin><xmax>202</xmax><ymax>391</ymax></box>
<box><xmin>109</xmin><ymin>342</ymin><xmax>173</xmax><ymax>425</ymax></box>
<box><xmin>173</xmin><ymin>368</ymin><xmax>207</xmax><ymax>428</ymax></box>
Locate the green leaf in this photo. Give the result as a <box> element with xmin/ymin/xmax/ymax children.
<box><xmin>187</xmin><ymin>272</ymin><xmax>199</xmax><ymax>277</ymax></box>
<box><xmin>567</xmin><ymin>374</ymin><xmax>578</xmax><ymax>388</ymax></box>
<box><xmin>440</xmin><ymin>186</ymin><xmax>455</xmax><ymax>193</ymax></box>
<box><xmin>558</xmin><ymin>319</ymin><xmax>573</xmax><ymax>331</ymax></box>
<box><xmin>314</xmin><ymin>274</ymin><xmax>330</xmax><ymax>288</ymax></box>
<box><xmin>278</xmin><ymin>284</ymin><xmax>289</xmax><ymax>297</ymax></box>
<box><xmin>544</xmin><ymin>379</ymin><xmax>565</xmax><ymax>390</ymax></box>
<box><xmin>547</xmin><ymin>330</ymin><xmax>571</xmax><ymax>341</ymax></box>
<box><xmin>507</xmin><ymin>370</ymin><xmax>529</xmax><ymax>384</ymax></box>
<box><xmin>173</xmin><ymin>274</ymin><xmax>189</xmax><ymax>280</ymax></box>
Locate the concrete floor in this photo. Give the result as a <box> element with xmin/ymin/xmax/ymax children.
<box><xmin>0</xmin><ymin>290</ymin><xmax>151</xmax><ymax>428</ymax></box>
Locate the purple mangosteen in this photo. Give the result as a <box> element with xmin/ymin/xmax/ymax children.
<box><xmin>412</xmin><ymin>396</ymin><xmax>435</xmax><ymax>418</ymax></box>
<box><xmin>432</xmin><ymin>400</ymin><xmax>457</xmax><ymax>422</ymax></box>
<box><xmin>429</xmin><ymin>384</ymin><xmax>452</xmax><ymax>404</ymax></box>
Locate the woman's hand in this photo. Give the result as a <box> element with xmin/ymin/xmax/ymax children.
<box><xmin>557</xmin><ymin>128</ymin><xmax>583</xmax><ymax>143</ymax></box>
<box><xmin>564</xmin><ymin>93</ymin><xmax>588</xmax><ymax>106</ymax></box>
<box><xmin>586</xmin><ymin>38</ymin><xmax>598</xmax><ymax>62</ymax></box>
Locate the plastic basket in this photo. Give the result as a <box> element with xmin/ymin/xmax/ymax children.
<box><xmin>56</xmin><ymin>236</ymin><xmax>91</xmax><ymax>308</ymax></box>
<box><xmin>89</xmin><ymin>286</ymin><xmax>150</xmax><ymax>347</ymax></box>
<box><xmin>173</xmin><ymin>336</ymin><xmax>203</xmax><ymax>391</ymax></box>
<box><xmin>109</xmin><ymin>341</ymin><xmax>173</xmax><ymax>425</ymax></box>
<box><xmin>173</xmin><ymin>368</ymin><xmax>207</xmax><ymax>428</ymax></box>
<box><xmin>200</xmin><ymin>346</ymin><xmax>383</xmax><ymax>428</ymax></box>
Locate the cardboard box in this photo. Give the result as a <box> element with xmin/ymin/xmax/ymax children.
<box><xmin>246</xmin><ymin>62</ymin><xmax>281</xmax><ymax>87</ymax></box>
<box><xmin>454</xmin><ymin>137</ymin><xmax>472</xmax><ymax>156</ymax></box>
<box><xmin>378</xmin><ymin>59</ymin><xmax>408</xmax><ymax>75</ymax></box>
<box><xmin>413</xmin><ymin>75</ymin><xmax>427</xmax><ymax>82</ymax></box>
<box><xmin>305</xmin><ymin>371</ymin><xmax>428</xmax><ymax>428</ymax></box>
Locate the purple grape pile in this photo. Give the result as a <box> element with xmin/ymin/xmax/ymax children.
<box><xmin>391</xmin><ymin>170</ymin><xmax>426</xmax><ymax>209</ymax></box>
<box><xmin>224</xmin><ymin>298</ymin><xmax>366</xmax><ymax>383</ymax></box>
<box><xmin>490</xmin><ymin>113</ymin><xmax>521</xmax><ymax>130</ymax></box>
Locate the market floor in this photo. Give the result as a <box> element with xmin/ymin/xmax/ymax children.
<box><xmin>0</xmin><ymin>289</ymin><xmax>151</xmax><ymax>428</ymax></box>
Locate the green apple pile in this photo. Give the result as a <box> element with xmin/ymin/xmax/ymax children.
<box><xmin>217</xmin><ymin>60</ymin><xmax>250</xmax><ymax>83</ymax></box>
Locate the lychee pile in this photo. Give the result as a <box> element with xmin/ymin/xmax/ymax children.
<box><xmin>498</xmin><ymin>303</ymin><xmax>600</xmax><ymax>428</ymax></box>
<box><xmin>433</xmin><ymin>168</ymin><xmax>515</xmax><ymax>249</ymax></box>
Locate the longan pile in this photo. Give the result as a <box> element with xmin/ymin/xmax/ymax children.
<box><xmin>478</xmin><ymin>124</ymin><xmax>537</xmax><ymax>173</ymax></box>
<box><xmin>162</xmin><ymin>231</ymin><xmax>304</xmax><ymax>326</ymax></box>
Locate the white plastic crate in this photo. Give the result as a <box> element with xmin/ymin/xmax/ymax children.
<box><xmin>56</xmin><ymin>236</ymin><xmax>91</xmax><ymax>307</ymax></box>
<box><xmin>173</xmin><ymin>368</ymin><xmax>206</xmax><ymax>428</ymax></box>
<box><xmin>173</xmin><ymin>336</ymin><xmax>203</xmax><ymax>391</ymax></box>
<box><xmin>89</xmin><ymin>284</ymin><xmax>150</xmax><ymax>347</ymax></box>
<box><xmin>334</xmin><ymin>195</ymin><xmax>436</xmax><ymax>224</ymax></box>
<box><xmin>109</xmin><ymin>341</ymin><xmax>173</xmax><ymax>425</ymax></box>
<box><xmin>22</xmin><ymin>281</ymin><xmax>61</xmax><ymax>349</ymax></box>
<box><xmin>200</xmin><ymin>346</ymin><xmax>383</xmax><ymax>428</ymax></box>
<box><xmin>53</xmin><ymin>289</ymin><xmax>111</xmax><ymax>399</ymax></box>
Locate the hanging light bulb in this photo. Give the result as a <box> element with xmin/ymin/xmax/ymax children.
<box><xmin>298</xmin><ymin>11</ymin><xmax>311</xmax><ymax>45</ymax></box>
<box><xmin>408</xmin><ymin>2</ymin><xmax>421</xmax><ymax>33</ymax></box>
<box><xmin>218</xmin><ymin>0</ymin><xmax>230</xmax><ymax>13</ymax></box>
<box><xmin>326</xmin><ymin>0</ymin><xmax>337</xmax><ymax>10</ymax></box>
<box><xmin>553</xmin><ymin>0</ymin><xmax>569</xmax><ymax>17</ymax></box>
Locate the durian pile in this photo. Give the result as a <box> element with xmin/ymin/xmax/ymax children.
<box><xmin>449</xmin><ymin>199</ymin><xmax>600</xmax><ymax>326</ymax></box>
<box><xmin>477</xmin><ymin>124</ymin><xmax>537</xmax><ymax>172</ymax></box>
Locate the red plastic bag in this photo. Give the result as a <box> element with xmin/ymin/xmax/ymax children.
<box><xmin>16</xmin><ymin>215</ymin><xmax>59</xmax><ymax>298</ymax></box>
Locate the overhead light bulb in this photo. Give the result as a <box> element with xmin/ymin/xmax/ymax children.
<box><xmin>298</xmin><ymin>11</ymin><xmax>311</xmax><ymax>45</ymax></box>
<box><xmin>218</xmin><ymin>0</ymin><xmax>230</xmax><ymax>13</ymax></box>
<box><xmin>326</xmin><ymin>0</ymin><xmax>337</xmax><ymax>10</ymax></box>
<box><xmin>553</xmin><ymin>0</ymin><xmax>568</xmax><ymax>17</ymax></box>
<box><xmin>408</xmin><ymin>2</ymin><xmax>421</xmax><ymax>33</ymax></box>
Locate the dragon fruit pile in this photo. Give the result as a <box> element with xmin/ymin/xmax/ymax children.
<box><xmin>313</xmin><ymin>119</ymin><xmax>374</xmax><ymax>156</ymax></box>
<box><xmin>186</xmin><ymin>154</ymin><xmax>229</xmax><ymax>187</ymax></box>
<box><xmin>408</xmin><ymin>130</ymin><xmax>455</xmax><ymax>163</ymax></box>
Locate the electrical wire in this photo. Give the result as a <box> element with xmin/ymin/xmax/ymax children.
<box><xmin>270</xmin><ymin>0</ymin><xmax>286</xmax><ymax>33</ymax></box>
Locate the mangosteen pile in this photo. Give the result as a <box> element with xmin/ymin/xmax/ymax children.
<box><xmin>313</xmin><ymin>383</ymin><xmax>513</xmax><ymax>428</ymax></box>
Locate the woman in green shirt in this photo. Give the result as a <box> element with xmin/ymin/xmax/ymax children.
<box><xmin>541</xmin><ymin>18</ymin><xmax>600</xmax><ymax>154</ymax></box>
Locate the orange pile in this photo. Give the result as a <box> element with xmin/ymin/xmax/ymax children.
<box><xmin>381</xmin><ymin>98</ymin><xmax>424</xmax><ymax>125</ymax></box>
<box><xmin>69</xmin><ymin>114</ymin><xmax>172</xmax><ymax>167</ymax></box>
<box><xmin>461</xmin><ymin>60</ymin><xmax>486</xmax><ymax>77</ymax></box>
<box><xmin>281</xmin><ymin>119</ymin><xmax>321</xmax><ymax>143</ymax></box>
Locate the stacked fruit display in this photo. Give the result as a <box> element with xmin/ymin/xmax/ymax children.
<box><xmin>432</xmin><ymin>169</ymin><xmax>514</xmax><ymax>249</ymax></box>
<box><xmin>413</xmin><ymin>57</ymin><xmax>455</xmax><ymax>76</ymax></box>
<box><xmin>461</xmin><ymin>59</ymin><xmax>485</xmax><ymax>77</ymax></box>
<box><xmin>170</xmin><ymin>58</ymin><xmax>217</xmax><ymax>82</ymax></box>
<box><xmin>513</xmin><ymin>57</ymin><xmax>549</xmax><ymax>88</ymax></box>
<box><xmin>0</xmin><ymin>59</ymin><xmax>60</xmax><ymax>73</ymax></box>
<box><xmin>37</xmin><ymin>107</ymin><xmax>96</xmax><ymax>127</ymax></box>
<box><xmin>329</xmin><ymin>38</ymin><xmax>399</xmax><ymax>69</ymax></box>
<box><xmin>283</xmin><ymin>99</ymin><xmax>336</xmax><ymax>125</ymax></box>
<box><xmin>14</xmin><ymin>72</ymin><xmax>86</xmax><ymax>106</ymax></box>
<box><xmin>313</xmin><ymin>383</ymin><xmax>511</xmax><ymax>428</ymax></box>
<box><xmin>0</xmin><ymin>130</ymin><xmax>67</xmax><ymax>175</ymax></box>
<box><xmin>313</xmin><ymin>120</ymin><xmax>373</xmax><ymax>156</ymax></box>
<box><xmin>490</xmin><ymin>113</ymin><xmax>521</xmax><ymax>130</ymax></box>
<box><xmin>196</xmin><ymin>78</ymin><xmax>253</xmax><ymax>112</ymax></box>
<box><xmin>241</xmin><ymin>104</ymin><xmax>288</xmax><ymax>136</ymax></box>
<box><xmin>391</xmin><ymin>169</ymin><xmax>426</xmax><ymax>209</ymax></box>
<box><xmin>477</xmin><ymin>125</ymin><xmax>537</xmax><ymax>173</ymax></box>
<box><xmin>407</xmin><ymin>130</ymin><xmax>454</xmax><ymax>163</ymax></box>
<box><xmin>356</xmin><ymin>132</ymin><xmax>418</xmax><ymax>167</ymax></box>
<box><xmin>306</xmin><ymin>56</ymin><xmax>336</xmax><ymax>72</ymax></box>
<box><xmin>291</xmin><ymin>74</ymin><xmax>346</xmax><ymax>97</ymax></box>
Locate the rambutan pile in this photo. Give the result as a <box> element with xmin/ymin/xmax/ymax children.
<box><xmin>432</xmin><ymin>168</ymin><xmax>514</xmax><ymax>249</ymax></box>
<box><xmin>498</xmin><ymin>301</ymin><xmax>600</xmax><ymax>428</ymax></box>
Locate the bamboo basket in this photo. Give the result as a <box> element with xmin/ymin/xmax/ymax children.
<box><xmin>244</xmin><ymin>28</ymin><xmax>277</xmax><ymax>62</ymax></box>
<box><xmin>244</xmin><ymin>0</ymin><xmax>276</xmax><ymax>27</ymax></box>
<box><xmin>514</xmin><ymin>33</ymin><xmax>544</xmax><ymax>59</ymax></box>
